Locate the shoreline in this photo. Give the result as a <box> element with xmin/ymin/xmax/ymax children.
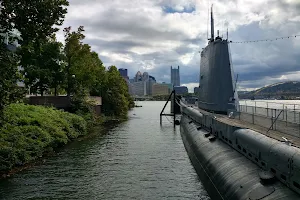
<box><xmin>0</xmin><ymin>102</ymin><xmax>128</xmax><ymax>179</ymax></box>
<box><xmin>0</xmin><ymin>117</ymin><xmax>124</xmax><ymax>179</ymax></box>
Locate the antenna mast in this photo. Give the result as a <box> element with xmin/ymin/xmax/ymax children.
<box><xmin>207</xmin><ymin>8</ymin><xmax>209</xmax><ymax>40</ymax></box>
<box><xmin>227</xmin><ymin>27</ymin><xmax>228</xmax><ymax>40</ymax></box>
<box><xmin>210</xmin><ymin>5</ymin><xmax>214</xmax><ymax>41</ymax></box>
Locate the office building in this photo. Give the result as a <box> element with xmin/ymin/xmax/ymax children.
<box><xmin>118</xmin><ymin>68</ymin><xmax>129</xmax><ymax>80</ymax></box>
<box><xmin>131</xmin><ymin>71</ymin><xmax>156</xmax><ymax>96</ymax></box>
<box><xmin>171</xmin><ymin>66</ymin><xmax>180</xmax><ymax>87</ymax></box>
<box><xmin>152</xmin><ymin>83</ymin><xmax>173</xmax><ymax>96</ymax></box>
<box><xmin>194</xmin><ymin>86</ymin><xmax>201</xmax><ymax>94</ymax></box>
<box><xmin>1</xmin><ymin>31</ymin><xmax>24</xmax><ymax>88</ymax></box>
<box><xmin>131</xmin><ymin>81</ymin><xmax>147</xmax><ymax>96</ymax></box>
<box><xmin>174</xmin><ymin>86</ymin><xmax>188</xmax><ymax>95</ymax></box>
<box><xmin>147</xmin><ymin>76</ymin><xmax>156</xmax><ymax>96</ymax></box>
<box><xmin>134</xmin><ymin>71</ymin><xmax>143</xmax><ymax>82</ymax></box>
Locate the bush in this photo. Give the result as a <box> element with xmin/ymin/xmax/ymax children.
<box><xmin>0</xmin><ymin>103</ymin><xmax>87</xmax><ymax>173</ymax></box>
<box><xmin>69</xmin><ymin>96</ymin><xmax>102</xmax><ymax>126</ymax></box>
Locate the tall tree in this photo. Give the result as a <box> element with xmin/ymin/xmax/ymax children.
<box><xmin>0</xmin><ymin>0</ymin><xmax>69</xmax><ymax>95</ymax></box>
<box><xmin>19</xmin><ymin>38</ymin><xmax>65</xmax><ymax>95</ymax></box>
<box><xmin>0</xmin><ymin>44</ymin><xmax>24</xmax><ymax>115</ymax></box>
<box><xmin>64</xmin><ymin>26</ymin><xmax>106</xmax><ymax>96</ymax></box>
<box><xmin>0</xmin><ymin>0</ymin><xmax>69</xmax><ymax>45</ymax></box>
<box><xmin>46</xmin><ymin>38</ymin><xmax>65</xmax><ymax>96</ymax></box>
<box><xmin>63</xmin><ymin>26</ymin><xmax>85</xmax><ymax>96</ymax></box>
<box><xmin>102</xmin><ymin>66</ymin><xmax>129</xmax><ymax>117</ymax></box>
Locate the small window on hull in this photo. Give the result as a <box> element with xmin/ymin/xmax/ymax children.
<box><xmin>271</xmin><ymin>168</ymin><xmax>276</xmax><ymax>174</ymax></box>
<box><xmin>294</xmin><ymin>181</ymin><xmax>300</xmax><ymax>190</ymax></box>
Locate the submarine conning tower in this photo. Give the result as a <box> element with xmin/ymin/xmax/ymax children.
<box><xmin>198</xmin><ymin>6</ymin><xmax>238</xmax><ymax>114</ymax></box>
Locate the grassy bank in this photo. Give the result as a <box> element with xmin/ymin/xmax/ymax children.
<box><xmin>0</xmin><ymin>103</ymin><xmax>88</xmax><ymax>174</ymax></box>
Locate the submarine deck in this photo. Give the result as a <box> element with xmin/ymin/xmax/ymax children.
<box><xmin>188</xmin><ymin>105</ymin><xmax>300</xmax><ymax>148</ymax></box>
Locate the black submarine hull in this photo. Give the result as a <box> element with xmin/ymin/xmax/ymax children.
<box><xmin>180</xmin><ymin>108</ymin><xmax>300</xmax><ymax>200</ymax></box>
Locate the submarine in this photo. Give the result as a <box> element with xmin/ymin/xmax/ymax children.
<box><xmin>179</xmin><ymin>6</ymin><xmax>300</xmax><ymax>200</ymax></box>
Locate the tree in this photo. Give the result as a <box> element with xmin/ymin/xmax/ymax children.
<box><xmin>19</xmin><ymin>38</ymin><xmax>65</xmax><ymax>95</ymax></box>
<box><xmin>46</xmin><ymin>39</ymin><xmax>65</xmax><ymax>96</ymax></box>
<box><xmin>0</xmin><ymin>0</ymin><xmax>69</xmax><ymax>95</ymax></box>
<box><xmin>0</xmin><ymin>0</ymin><xmax>69</xmax><ymax>45</ymax></box>
<box><xmin>0</xmin><ymin>44</ymin><xmax>24</xmax><ymax>115</ymax></box>
<box><xmin>101</xmin><ymin>66</ymin><xmax>129</xmax><ymax>117</ymax></box>
<box><xmin>64</xmin><ymin>26</ymin><xmax>106</xmax><ymax>96</ymax></box>
<box><xmin>63</xmin><ymin>26</ymin><xmax>85</xmax><ymax>96</ymax></box>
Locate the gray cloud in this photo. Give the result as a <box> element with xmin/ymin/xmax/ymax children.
<box><xmin>57</xmin><ymin>0</ymin><xmax>300</xmax><ymax>91</ymax></box>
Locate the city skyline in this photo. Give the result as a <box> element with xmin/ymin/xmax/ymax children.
<box><xmin>57</xmin><ymin>0</ymin><xmax>300</xmax><ymax>92</ymax></box>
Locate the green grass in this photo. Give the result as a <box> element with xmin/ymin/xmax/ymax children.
<box><xmin>0</xmin><ymin>103</ymin><xmax>87</xmax><ymax>172</ymax></box>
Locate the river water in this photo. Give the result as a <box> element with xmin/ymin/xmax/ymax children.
<box><xmin>0</xmin><ymin>101</ymin><xmax>210</xmax><ymax>200</ymax></box>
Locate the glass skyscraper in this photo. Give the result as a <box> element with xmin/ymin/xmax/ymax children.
<box><xmin>171</xmin><ymin>66</ymin><xmax>180</xmax><ymax>86</ymax></box>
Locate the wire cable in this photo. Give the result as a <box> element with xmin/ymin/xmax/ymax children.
<box><xmin>230</xmin><ymin>34</ymin><xmax>300</xmax><ymax>44</ymax></box>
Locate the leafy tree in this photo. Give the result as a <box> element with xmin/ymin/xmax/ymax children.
<box><xmin>64</xmin><ymin>26</ymin><xmax>106</xmax><ymax>96</ymax></box>
<box><xmin>101</xmin><ymin>66</ymin><xmax>129</xmax><ymax>117</ymax></box>
<box><xmin>0</xmin><ymin>44</ymin><xmax>24</xmax><ymax>116</ymax></box>
<box><xmin>0</xmin><ymin>0</ymin><xmax>69</xmax><ymax>45</ymax></box>
<box><xmin>47</xmin><ymin>39</ymin><xmax>65</xmax><ymax>96</ymax></box>
<box><xmin>0</xmin><ymin>0</ymin><xmax>69</xmax><ymax>96</ymax></box>
<box><xmin>19</xmin><ymin>38</ymin><xmax>65</xmax><ymax>95</ymax></box>
<box><xmin>63</xmin><ymin>26</ymin><xmax>85</xmax><ymax>96</ymax></box>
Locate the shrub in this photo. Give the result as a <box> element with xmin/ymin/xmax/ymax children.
<box><xmin>0</xmin><ymin>103</ymin><xmax>87</xmax><ymax>173</ymax></box>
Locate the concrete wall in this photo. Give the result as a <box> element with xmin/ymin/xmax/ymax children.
<box><xmin>29</xmin><ymin>96</ymin><xmax>71</xmax><ymax>109</ymax></box>
<box><xmin>29</xmin><ymin>96</ymin><xmax>102</xmax><ymax>116</ymax></box>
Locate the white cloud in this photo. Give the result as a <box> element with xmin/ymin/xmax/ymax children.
<box><xmin>57</xmin><ymin>0</ymin><xmax>300</xmax><ymax>90</ymax></box>
<box><xmin>182</xmin><ymin>82</ymin><xmax>198</xmax><ymax>93</ymax></box>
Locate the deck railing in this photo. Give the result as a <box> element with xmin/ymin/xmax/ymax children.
<box><xmin>239</xmin><ymin>100</ymin><xmax>300</xmax><ymax>111</ymax></box>
<box><xmin>232</xmin><ymin>104</ymin><xmax>300</xmax><ymax>138</ymax></box>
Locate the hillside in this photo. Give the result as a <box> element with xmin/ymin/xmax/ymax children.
<box><xmin>238</xmin><ymin>81</ymin><xmax>300</xmax><ymax>99</ymax></box>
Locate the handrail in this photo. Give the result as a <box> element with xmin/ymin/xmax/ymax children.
<box><xmin>241</xmin><ymin>100</ymin><xmax>300</xmax><ymax>110</ymax></box>
<box><xmin>267</xmin><ymin>110</ymin><xmax>284</xmax><ymax>133</ymax></box>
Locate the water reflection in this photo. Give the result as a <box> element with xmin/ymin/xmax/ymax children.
<box><xmin>0</xmin><ymin>101</ymin><xmax>210</xmax><ymax>200</ymax></box>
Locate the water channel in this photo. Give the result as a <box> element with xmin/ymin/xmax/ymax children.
<box><xmin>0</xmin><ymin>101</ymin><xmax>210</xmax><ymax>200</ymax></box>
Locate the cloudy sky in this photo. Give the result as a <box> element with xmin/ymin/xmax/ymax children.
<box><xmin>57</xmin><ymin>0</ymin><xmax>300</xmax><ymax>92</ymax></box>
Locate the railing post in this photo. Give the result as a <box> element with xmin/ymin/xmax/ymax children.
<box><xmin>173</xmin><ymin>90</ymin><xmax>176</xmax><ymax>127</ymax></box>
<box><xmin>271</xmin><ymin>109</ymin><xmax>274</xmax><ymax>130</ymax></box>
<box><xmin>286</xmin><ymin>106</ymin><xmax>288</xmax><ymax>126</ymax></box>
<box><xmin>252</xmin><ymin>106</ymin><xmax>254</xmax><ymax>124</ymax></box>
<box><xmin>294</xmin><ymin>105</ymin><xmax>296</xmax><ymax>122</ymax></box>
<box><xmin>255</xmin><ymin>101</ymin><xmax>257</xmax><ymax>113</ymax></box>
<box><xmin>267</xmin><ymin>107</ymin><xmax>269</xmax><ymax>117</ymax></box>
<box><xmin>274</xmin><ymin>109</ymin><xmax>277</xmax><ymax>130</ymax></box>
